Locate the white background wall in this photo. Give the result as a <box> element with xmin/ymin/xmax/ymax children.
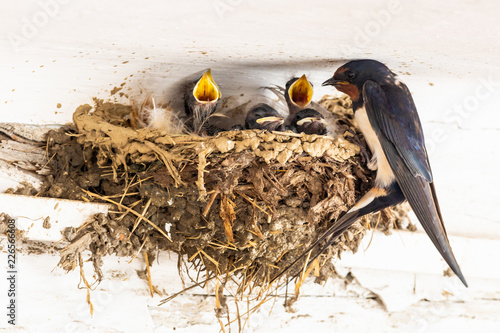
<box><xmin>1</xmin><ymin>0</ymin><xmax>499</xmax><ymax>332</ymax></box>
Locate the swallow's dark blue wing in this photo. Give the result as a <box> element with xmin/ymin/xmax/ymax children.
<box><xmin>270</xmin><ymin>182</ymin><xmax>405</xmax><ymax>284</ymax></box>
<box><xmin>362</xmin><ymin>80</ymin><xmax>467</xmax><ymax>286</ymax></box>
<box><xmin>363</xmin><ymin>80</ymin><xmax>432</xmax><ymax>182</ymax></box>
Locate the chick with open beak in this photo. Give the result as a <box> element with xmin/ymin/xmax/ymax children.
<box><xmin>284</xmin><ymin>74</ymin><xmax>314</xmax><ymax>120</ymax></box>
<box><xmin>184</xmin><ymin>69</ymin><xmax>221</xmax><ymax>135</ymax></box>
<box><xmin>245</xmin><ymin>103</ymin><xmax>285</xmax><ymax>132</ymax></box>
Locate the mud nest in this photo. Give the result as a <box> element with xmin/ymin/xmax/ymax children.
<box><xmin>40</xmin><ymin>95</ymin><xmax>411</xmax><ymax>305</ymax></box>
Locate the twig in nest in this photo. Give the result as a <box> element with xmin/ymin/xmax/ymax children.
<box><xmin>231</xmin><ymin>291</ymin><xmax>277</xmax><ymax>331</ymax></box>
<box><xmin>39</xmin><ymin>152</ymin><xmax>56</xmax><ymax>174</ymax></box>
<box><xmin>235</xmin><ymin>191</ymin><xmax>271</xmax><ymax>217</ymax></box>
<box><xmin>215</xmin><ymin>279</ymin><xmax>222</xmax><ymax>308</ymax></box>
<box><xmin>129</xmin><ymin>198</ymin><xmax>152</xmax><ymax>239</ymax></box>
<box><xmin>189</xmin><ymin>248</ymin><xmax>219</xmax><ymax>269</ymax></box>
<box><xmin>294</xmin><ymin>250</ymin><xmax>314</xmax><ymax>296</ymax></box>
<box><xmin>128</xmin><ymin>236</ymin><xmax>149</xmax><ymax>263</ymax></box>
<box><xmin>144</xmin><ymin>141</ymin><xmax>185</xmax><ymax>187</ymax></box>
<box><xmin>82</xmin><ymin>189</ymin><xmax>172</xmax><ymax>242</ymax></box>
<box><xmin>78</xmin><ymin>253</ymin><xmax>94</xmax><ymax>317</ymax></box>
<box><xmin>275</xmin><ymin>249</ymin><xmax>289</xmax><ymax>264</ymax></box>
<box><xmin>103</xmin><ymin>192</ymin><xmax>139</xmax><ymax>199</ymax></box>
<box><xmin>119</xmin><ymin>174</ymin><xmax>137</xmax><ymax>210</ymax></box>
<box><xmin>249</xmin><ymin>205</ymin><xmax>264</xmax><ymax>239</ymax></box>
<box><xmin>114</xmin><ymin>199</ymin><xmax>141</xmax><ymax>221</ymax></box>
<box><xmin>270</xmin><ymin>131</ymin><xmax>335</xmax><ymax>140</ymax></box>
<box><xmin>217</xmin><ymin>318</ymin><xmax>226</xmax><ymax>333</ymax></box>
<box><xmin>158</xmin><ymin>276</ymin><xmax>216</xmax><ymax>306</ymax></box>
<box><xmin>208</xmin><ymin>240</ymin><xmax>238</xmax><ymax>251</ymax></box>
<box><xmin>144</xmin><ymin>251</ymin><xmax>154</xmax><ymax>297</ymax></box>
<box><xmin>234</xmin><ymin>299</ymin><xmax>241</xmax><ymax>333</ymax></box>
<box><xmin>129</xmin><ymin>176</ymin><xmax>154</xmax><ymax>187</ymax></box>
<box><xmin>203</xmin><ymin>187</ymin><xmax>220</xmax><ymax>217</ymax></box>
<box><xmin>220</xmin><ymin>194</ymin><xmax>237</xmax><ymax>243</ymax></box>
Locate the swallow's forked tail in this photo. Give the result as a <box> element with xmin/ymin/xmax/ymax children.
<box><xmin>271</xmin><ymin>185</ymin><xmax>405</xmax><ymax>284</ymax></box>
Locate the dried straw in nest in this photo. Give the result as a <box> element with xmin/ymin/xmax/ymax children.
<box><xmin>42</xmin><ymin>95</ymin><xmax>411</xmax><ymax>326</ymax></box>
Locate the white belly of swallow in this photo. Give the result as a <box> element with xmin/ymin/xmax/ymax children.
<box><xmin>355</xmin><ymin>107</ymin><xmax>395</xmax><ymax>187</ymax></box>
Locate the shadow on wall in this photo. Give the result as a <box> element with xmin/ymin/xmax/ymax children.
<box><xmin>128</xmin><ymin>58</ymin><xmax>352</xmax><ymax>116</ymax></box>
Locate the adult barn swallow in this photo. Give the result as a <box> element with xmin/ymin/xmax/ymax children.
<box><xmin>245</xmin><ymin>103</ymin><xmax>286</xmax><ymax>132</ymax></box>
<box><xmin>292</xmin><ymin>109</ymin><xmax>327</xmax><ymax>135</ymax></box>
<box><xmin>184</xmin><ymin>69</ymin><xmax>221</xmax><ymax>135</ymax></box>
<box><xmin>274</xmin><ymin>59</ymin><xmax>467</xmax><ymax>287</ymax></box>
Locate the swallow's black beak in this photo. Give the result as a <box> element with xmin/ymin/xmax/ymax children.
<box><xmin>322</xmin><ymin>78</ymin><xmax>348</xmax><ymax>87</ymax></box>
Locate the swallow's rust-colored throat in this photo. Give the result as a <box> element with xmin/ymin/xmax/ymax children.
<box><xmin>336</xmin><ymin>83</ymin><xmax>360</xmax><ymax>102</ymax></box>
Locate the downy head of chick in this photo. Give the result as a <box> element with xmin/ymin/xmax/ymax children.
<box><xmin>245</xmin><ymin>103</ymin><xmax>285</xmax><ymax>132</ymax></box>
<box><xmin>292</xmin><ymin>108</ymin><xmax>327</xmax><ymax>135</ymax></box>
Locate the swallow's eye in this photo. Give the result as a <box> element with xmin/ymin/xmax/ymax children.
<box><xmin>347</xmin><ymin>70</ymin><xmax>356</xmax><ymax>80</ymax></box>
